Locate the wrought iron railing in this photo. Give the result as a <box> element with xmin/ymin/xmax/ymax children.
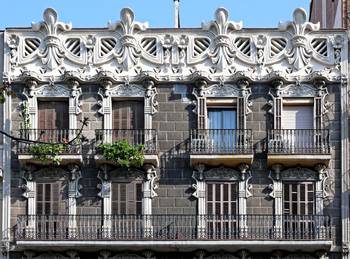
<box><xmin>15</xmin><ymin>214</ymin><xmax>332</xmax><ymax>241</ymax></box>
<box><xmin>190</xmin><ymin>129</ymin><xmax>253</xmax><ymax>154</ymax></box>
<box><xmin>16</xmin><ymin>129</ymin><xmax>82</xmax><ymax>154</ymax></box>
<box><xmin>268</xmin><ymin>129</ymin><xmax>330</xmax><ymax>154</ymax></box>
<box><xmin>95</xmin><ymin>129</ymin><xmax>158</xmax><ymax>154</ymax></box>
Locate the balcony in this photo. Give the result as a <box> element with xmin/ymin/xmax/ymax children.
<box><xmin>15</xmin><ymin>214</ymin><xmax>333</xmax><ymax>252</ymax></box>
<box><xmin>267</xmin><ymin>129</ymin><xmax>331</xmax><ymax>167</ymax></box>
<box><xmin>190</xmin><ymin>129</ymin><xmax>253</xmax><ymax>167</ymax></box>
<box><xmin>95</xmin><ymin>129</ymin><xmax>159</xmax><ymax>167</ymax></box>
<box><xmin>16</xmin><ymin>129</ymin><xmax>82</xmax><ymax>165</ymax></box>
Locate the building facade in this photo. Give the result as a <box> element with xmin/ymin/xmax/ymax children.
<box><xmin>0</xmin><ymin>6</ymin><xmax>349</xmax><ymax>259</ymax></box>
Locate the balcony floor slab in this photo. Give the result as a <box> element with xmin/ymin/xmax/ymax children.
<box><xmin>267</xmin><ymin>154</ymin><xmax>331</xmax><ymax>167</ymax></box>
<box><xmin>17</xmin><ymin>154</ymin><xmax>83</xmax><ymax>165</ymax></box>
<box><xmin>94</xmin><ymin>154</ymin><xmax>160</xmax><ymax>167</ymax></box>
<box><xmin>190</xmin><ymin>154</ymin><xmax>253</xmax><ymax>167</ymax></box>
<box><xmin>15</xmin><ymin>240</ymin><xmax>332</xmax><ymax>253</ymax></box>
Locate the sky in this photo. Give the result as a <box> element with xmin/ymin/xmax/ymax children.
<box><xmin>0</xmin><ymin>0</ymin><xmax>311</xmax><ymax>29</ymax></box>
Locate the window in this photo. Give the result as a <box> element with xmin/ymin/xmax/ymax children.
<box><xmin>111</xmin><ymin>182</ymin><xmax>142</xmax><ymax>215</ymax></box>
<box><xmin>283</xmin><ymin>182</ymin><xmax>315</xmax><ymax>215</ymax></box>
<box><xmin>207</xmin><ymin>182</ymin><xmax>238</xmax><ymax>215</ymax></box>
<box><xmin>38</xmin><ymin>100</ymin><xmax>69</xmax><ymax>129</ymax></box>
<box><xmin>36</xmin><ymin>182</ymin><xmax>65</xmax><ymax>215</ymax></box>
<box><xmin>282</xmin><ymin>104</ymin><xmax>313</xmax><ymax>130</ymax></box>
<box><xmin>207</xmin><ymin>182</ymin><xmax>238</xmax><ymax>239</ymax></box>
<box><xmin>207</xmin><ymin>108</ymin><xmax>237</xmax><ymax>129</ymax></box>
<box><xmin>112</xmin><ymin>101</ymin><xmax>144</xmax><ymax>129</ymax></box>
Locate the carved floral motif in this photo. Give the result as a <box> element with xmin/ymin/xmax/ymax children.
<box><xmin>108</xmin><ymin>8</ymin><xmax>148</xmax><ymax>70</ymax></box>
<box><xmin>202</xmin><ymin>8</ymin><xmax>242</xmax><ymax>72</ymax></box>
<box><xmin>279</xmin><ymin>8</ymin><xmax>320</xmax><ymax>70</ymax></box>
<box><xmin>32</xmin><ymin>8</ymin><xmax>72</xmax><ymax>70</ymax></box>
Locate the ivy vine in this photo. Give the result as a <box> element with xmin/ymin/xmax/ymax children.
<box><xmin>98</xmin><ymin>140</ymin><xmax>144</xmax><ymax>169</ymax></box>
<box><xmin>28</xmin><ymin>143</ymin><xmax>66</xmax><ymax>165</ymax></box>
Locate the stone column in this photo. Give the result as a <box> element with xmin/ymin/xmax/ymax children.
<box><xmin>99</xmin><ymin>80</ymin><xmax>113</xmax><ymax>143</ymax></box>
<box><xmin>143</xmin><ymin>165</ymin><xmax>158</xmax><ymax>237</ymax></box>
<box><xmin>68</xmin><ymin>80</ymin><xmax>82</xmax><ymax>139</ymax></box>
<box><xmin>271</xmin><ymin>164</ymin><xmax>283</xmax><ymax>238</ymax></box>
<box><xmin>97</xmin><ymin>165</ymin><xmax>112</xmax><ymax>238</ymax></box>
<box><xmin>67</xmin><ymin>165</ymin><xmax>82</xmax><ymax>238</ymax></box>
<box><xmin>192</xmin><ymin>164</ymin><xmax>206</xmax><ymax>238</ymax></box>
<box><xmin>238</xmin><ymin>163</ymin><xmax>252</xmax><ymax>237</ymax></box>
<box><xmin>20</xmin><ymin>169</ymin><xmax>36</xmax><ymax>238</ymax></box>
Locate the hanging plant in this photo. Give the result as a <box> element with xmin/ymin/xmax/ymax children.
<box><xmin>98</xmin><ymin>140</ymin><xmax>144</xmax><ymax>169</ymax></box>
<box><xmin>28</xmin><ymin>143</ymin><xmax>66</xmax><ymax>165</ymax></box>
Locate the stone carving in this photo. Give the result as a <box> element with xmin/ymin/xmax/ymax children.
<box><xmin>32</xmin><ymin>8</ymin><xmax>72</xmax><ymax>70</ymax></box>
<box><xmin>6</xmin><ymin>34</ymin><xmax>19</xmax><ymax>70</ymax></box>
<box><xmin>280</xmin><ymin>167</ymin><xmax>318</xmax><ymax>181</ymax></box>
<box><xmin>24</xmin><ymin>83</ymin><xmax>70</xmax><ymax>98</ymax></box>
<box><xmin>144</xmin><ymin>165</ymin><xmax>159</xmax><ymax>198</ymax></box>
<box><xmin>279</xmin><ymin>8</ymin><xmax>320</xmax><ymax>70</ymax></box>
<box><xmin>67</xmin><ymin>164</ymin><xmax>82</xmax><ymax>198</ymax></box>
<box><xmin>202</xmin><ymin>7</ymin><xmax>242</xmax><ymax>72</ymax></box>
<box><xmin>20</xmin><ymin>165</ymin><xmax>36</xmax><ymax>199</ymax></box>
<box><xmin>331</xmin><ymin>35</ymin><xmax>344</xmax><ymax>71</ymax></box>
<box><xmin>97</xmin><ymin>165</ymin><xmax>111</xmax><ymax>199</ymax></box>
<box><xmin>108</xmin><ymin>8</ymin><xmax>148</xmax><ymax>70</ymax></box>
<box><xmin>255</xmin><ymin>35</ymin><xmax>266</xmax><ymax>67</ymax></box>
<box><xmin>203</xmin><ymin>167</ymin><xmax>241</xmax><ymax>181</ymax></box>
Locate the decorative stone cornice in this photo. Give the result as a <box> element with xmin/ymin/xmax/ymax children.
<box><xmin>4</xmin><ymin>7</ymin><xmax>345</xmax><ymax>84</ymax></box>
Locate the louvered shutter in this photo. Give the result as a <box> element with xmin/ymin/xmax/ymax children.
<box><xmin>237</xmin><ymin>97</ymin><xmax>244</xmax><ymax>129</ymax></box>
<box><xmin>274</xmin><ymin>97</ymin><xmax>282</xmax><ymax>129</ymax></box>
<box><xmin>314</xmin><ymin>97</ymin><xmax>322</xmax><ymax>129</ymax></box>
<box><xmin>112</xmin><ymin>101</ymin><xmax>144</xmax><ymax>129</ymax></box>
<box><xmin>38</xmin><ymin>101</ymin><xmax>69</xmax><ymax>129</ymax></box>
<box><xmin>197</xmin><ymin>97</ymin><xmax>207</xmax><ymax>129</ymax></box>
<box><xmin>112</xmin><ymin>182</ymin><xmax>142</xmax><ymax>214</ymax></box>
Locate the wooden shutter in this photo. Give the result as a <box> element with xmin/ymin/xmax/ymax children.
<box><xmin>112</xmin><ymin>182</ymin><xmax>142</xmax><ymax>214</ymax></box>
<box><xmin>38</xmin><ymin>101</ymin><xmax>69</xmax><ymax>129</ymax></box>
<box><xmin>274</xmin><ymin>97</ymin><xmax>282</xmax><ymax>129</ymax></box>
<box><xmin>314</xmin><ymin>97</ymin><xmax>322</xmax><ymax>129</ymax></box>
<box><xmin>283</xmin><ymin>182</ymin><xmax>315</xmax><ymax>215</ymax></box>
<box><xmin>36</xmin><ymin>182</ymin><xmax>65</xmax><ymax>215</ymax></box>
<box><xmin>112</xmin><ymin>101</ymin><xmax>144</xmax><ymax>129</ymax></box>
<box><xmin>207</xmin><ymin>182</ymin><xmax>238</xmax><ymax>215</ymax></box>
<box><xmin>237</xmin><ymin>97</ymin><xmax>244</xmax><ymax>129</ymax></box>
<box><xmin>197</xmin><ymin>97</ymin><xmax>207</xmax><ymax>129</ymax></box>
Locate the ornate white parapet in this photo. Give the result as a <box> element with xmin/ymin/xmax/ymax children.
<box><xmin>2</xmin><ymin>7</ymin><xmax>346</xmax><ymax>86</ymax></box>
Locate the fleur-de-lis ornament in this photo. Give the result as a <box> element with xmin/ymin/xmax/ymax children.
<box><xmin>108</xmin><ymin>8</ymin><xmax>148</xmax><ymax>70</ymax></box>
<box><xmin>279</xmin><ymin>8</ymin><xmax>320</xmax><ymax>70</ymax></box>
<box><xmin>202</xmin><ymin>8</ymin><xmax>242</xmax><ymax>72</ymax></box>
<box><xmin>32</xmin><ymin>8</ymin><xmax>72</xmax><ymax>70</ymax></box>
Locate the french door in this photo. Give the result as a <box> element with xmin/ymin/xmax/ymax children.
<box><xmin>36</xmin><ymin>182</ymin><xmax>66</xmax><ymax>239</ymax></box>
<box><xmin>206</xmin><ymin>182</ymin><xmax>238</xmax><ymax>239</ymax></box>
<box><xmin>283</xmin><ymin>182</ymin><xmax>316</xmax><ymax>239</ymax></box>
<box><xmin>207</xmin><ymin>109</ymin><xmax>237</xmax><ymax>153</ymax></box>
